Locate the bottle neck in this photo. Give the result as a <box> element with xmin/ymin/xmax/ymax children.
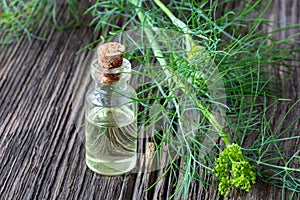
<box><xmin>91</xmin><ymin>58</ymin><xmax>132</xmax><ymax>92</ymax></box>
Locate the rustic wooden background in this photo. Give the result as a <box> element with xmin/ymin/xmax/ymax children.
<box><xmin>0</xmin><ymin>0</ymin><xmax>299</xmax><ymax>199</ymax></box>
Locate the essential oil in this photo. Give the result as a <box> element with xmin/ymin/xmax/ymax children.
<box><xmin>85</xmin><ymin>106</ymin><xmax>137</xmax><ymax>175</ymax></box>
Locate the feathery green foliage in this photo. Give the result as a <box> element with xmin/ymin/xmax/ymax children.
<box><xmin>0</xmin><ymin>0</ymin><xmax>81</xmax><ymax>44</ymax></box>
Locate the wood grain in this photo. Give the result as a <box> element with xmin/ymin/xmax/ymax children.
<box><xmin>0</xmin><ymin>0</ymin><xmax>299</xmax><ymax>199</ymax></box>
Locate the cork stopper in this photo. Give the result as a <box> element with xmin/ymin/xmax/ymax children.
<box><xmin>97</xmin><ymin>42</ymin><xmax>125</xmax><ymax>84</ymax></box>
<box><xmin>97</xmin><ymin>42</ymin><xmax>125</xmax><ymax>69</ymax></box>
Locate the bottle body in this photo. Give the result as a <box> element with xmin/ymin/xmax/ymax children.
<box><xmin>85</xmin><ymin>59</ymin><xmax>137</xmax><ymax>175</ymax></box>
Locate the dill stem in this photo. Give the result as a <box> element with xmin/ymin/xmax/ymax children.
<box><xmin>153</xmin><ymin>0</ymin><xmax>189</xmax><ymax>33</ymax></box>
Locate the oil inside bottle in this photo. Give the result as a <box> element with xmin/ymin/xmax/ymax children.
<box><xmin>85</xmin><ymin>106</ymin><xmax>137</xmax><ymax>175</ymax></box>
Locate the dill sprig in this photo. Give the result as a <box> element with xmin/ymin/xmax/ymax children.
<box><xmin>132</xmin><ymin>0</ymin><xmax>256</xmax><ymax>196</ymax></box>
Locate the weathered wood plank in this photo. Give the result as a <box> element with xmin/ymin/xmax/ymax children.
<box><xmin>0</xmin><ymin>0</ymin><xmax>299</xmax><ymax>200</ymax></box>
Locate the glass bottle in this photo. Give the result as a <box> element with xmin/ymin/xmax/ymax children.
<box><xmin>85</xmin><ymin>43</ymin><xmax>137</xmax><ymax>175</ymax></box>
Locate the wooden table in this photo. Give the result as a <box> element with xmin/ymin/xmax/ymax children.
<box><xmin>1</xmin><ymin>1</ymin><xmax>299</xmax><ymax>199</ymax></box>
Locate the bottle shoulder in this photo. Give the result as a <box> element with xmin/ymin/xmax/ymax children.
<box><xmin>85</xmin><ymin>86</ymin><xmax>136</xmax><ymax>107</ymax></box>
